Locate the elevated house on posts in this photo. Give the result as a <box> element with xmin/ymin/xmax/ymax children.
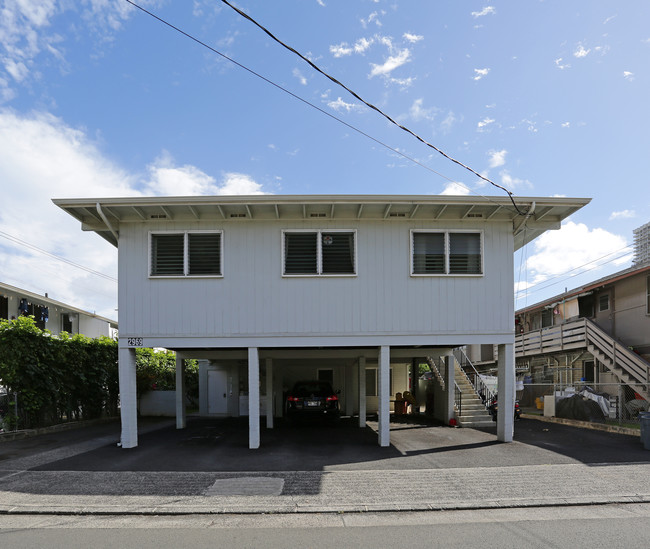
<box><xmin>55</xmin><ymin>194</ymin><xmax>589</xmax><ymax>448</ymax></box>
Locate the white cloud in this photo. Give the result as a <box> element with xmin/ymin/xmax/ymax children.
<box><xmin>471</xmin><ymin>6</ymin><xmax>496</xmax><ymax>18</ymax></box>
<box><xmin>488</xmin><ymin>149</ymin><xmax>507</xmax><ymax>168</ymax></box>
<box><xmin>477</xmin><ymin>117</ymin><xmax>495</xmax><ymax>131</ymax></box>
<box><xmin>0</xmin><ymin>0</ymin><xmax>152</xmax><ymax>101</ymax></box>
<box><xmin>292</xmin><ymin>68</ymin><xmax>307</xmax><ymax>85</ymax></box>
<box><xmin>330</xmin><ymin>43</ymin><xmax>353</xmax><ymax>57</ymax></box>
<box><xmin>623</xmin><ymin>71</ymin><xmax>635</xmax><ymax>81</ymax></box>
<box><xmin>561</xmin><ymin>122</ymin><xmax>570</xmax><ymax>128</ymax></box>
<box><xmin>0</xmin><ymin>109</ymin><xmax>135</xmax><ymax>318</ymax></box>
<box><xmin>473</xmin><ymin>68</ymin><xmax>490</xmax><ymax>81</ymax></box>
<box><xmin>403</xmin><ymin>32</ymin><xmax>423</xmax><ymax>43</ymax></box>
<box><xmin>499</xmin><ymin>170</ymin><xmax>531</xmax><ymax>190</ymax></box>
<box><xmin>525</xmin><ymin>221</ymin><xmax>629</xmax><ymax>286</ymax></box>
<box><xmin>216</xmin><ymin>172</ymin><xmax>267</xmax><ymax>195</ymax></box>
<box><xmin>316</xmin><ymin>0</ymin><xmax>326</xmax><ymax>6</ymax></box>
<box><xmin>573</xmin><ymin>44</ymin><xmax>591</xmax><ymax>58</ymax></box>
<box><xmin>369</xmin><ymin>49</ymin><xmax>411</xmax><ymax>77</ymax></box>
<box><xmin>440</xmin><ymin>111</ymin><xmax>456</xmax><ymax>133</ymax></box>
<box><xmin>144</xmin><ymin>153</ymin><xmax>220</xmax><ymax>196</ymax></box>
<box><xmin>0</xmin><ymin>109</ymin><xmax>268</xmax><ymax>319</ymax></box>
<box><xmin>554</xmin><ymin>58</ymin><xmax>571</xmax><ymax>70</ymax></box>
<box><xmin>327</xmin><ymin>97</ymin><xmax>362</xmax><ymax>112</ymax></box>
<box><xmin>440</xmin><ymin>182</ymin><xmax>470</xmax><ymax>196</ymax></box>
<box><xmin>361</xmin><ymin>11</ymin><xmax>384</xmax><ymax>29</ymax></box>
<box><xmin>609</xmin><ymin>210</ymin><xmax>636</xmax><ymax>220</ymax></box>
<box><xmin>408</xmin><ymin>98</ymin><xmax>436</xmax><ymax>122</ymax></box>
<box><xmin>354</xmin><ymin>37</ymin><xmax>374</xmax><ymax>54</ymax></box>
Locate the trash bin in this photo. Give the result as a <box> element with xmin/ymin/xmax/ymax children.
<box><xmin>640</xmin><ymin>412</ymin><xmax>650</xmax><ymax>451</ymax></box>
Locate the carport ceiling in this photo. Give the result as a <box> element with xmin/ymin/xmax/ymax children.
<box><xmin>175</xmin><ymin>347</ymin><xmax>450</xmax><ymax>361</ymax></box>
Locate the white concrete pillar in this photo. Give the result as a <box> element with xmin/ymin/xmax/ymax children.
<box><xmin>248</xmin><ymin>347</ymin><xmax>260</xmax><ymax>449</ymax></box>
<box><xmin>444</xmin><ymin>354</ymin><xmax>455</xmax><ymax>425</ymax></box>
<box><xmin>358</xmin><ymin>356</ymin><xmax>367</xmax><ymax>428</ymax></box>
<box><xmin>118</xmin><ymin>347</ymin><xmax>138</xmax><ymax>448</ymax></box>
<box><xmin>175</xmin><ymin>355</ymin><xmax>186</xmax><ymax>429</ymax></box>
<box><xmin>497</xmin><ymin>343</ymin><xmax>515</xmax><ymax>442</ymax></box>
<box><xmin>378</xmin><ymin>346</ymin><xmax>390</xmax><ymax>447</ymax></box>
<box><xmin>265</xmin><ymin>358</ymin><xmax>273</xmax><ymax>429</ymax></box>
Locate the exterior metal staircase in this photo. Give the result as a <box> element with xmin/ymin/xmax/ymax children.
<box><xmin>516</xmin><ymin>317</ymin><xmax>650</xmax><ymax>401</ymax></box>
<box><xmin>428</xmin><ymin>353</ymin><xmax>494</xmax><ymax>427</ymax></box>
<box><xmin>453</xmin><ymin>362</ymin><xmax>494</xmax><ymax>427</ymax></box>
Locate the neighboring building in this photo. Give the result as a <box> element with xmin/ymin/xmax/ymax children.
<box><xmin>0</xmin><ymin>281</ymin><xmax>117</xmax><ymax>339</ymax></box>
<box><xmin>633</xmin><ymin>220</ymin><xmax>650</xmax><ymax>267</ymax></box>
<box><xmin>55</xmin><ymin>194</ymin><xmax>589</xmax><ymax>449</ymax></box>
<box><xmin>468</xmin><ymin>225</ymin><xmax>650</xmax><ymax>412</ymax></box>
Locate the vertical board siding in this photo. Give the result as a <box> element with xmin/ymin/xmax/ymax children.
<box><xmin>119</xmin><ymin>219</ymin><xmax>514</xmax><ymax>338</ymax></box>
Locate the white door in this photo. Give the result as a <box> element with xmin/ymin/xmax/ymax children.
<box><xmin>207</xmin><ymin>370</ymin><xmax>228</xmax><ymax>414</ymax></box>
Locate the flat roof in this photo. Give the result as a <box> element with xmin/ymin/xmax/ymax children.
<box><xmin>0</xmin><ymin>281</ymin><xmax>117</xmax><ymax>326</ymax></box>
<box><xmin>53</xmin><ymin>194</ymin><xmax>591</xmax><ymax>250</ymax></box>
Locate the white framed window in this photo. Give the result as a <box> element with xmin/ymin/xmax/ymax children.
<box><xmin>282</xmin><ymin>230</ymin><xmax>356</xmax><ymax>276</ymax></box>
<box><xmin>411</xmin><ymin>230</ymin><xmax>483</xmax><ymax>276</ymax></box>
<box><xmin>150</xmin><ymin>231</ymin><xmax>222</xmax><ymax>277</ymax></box>
<box><xmin>598</xmin><ymin>294</ymin><xmax>610</xmax><ymax>312</ymax></box>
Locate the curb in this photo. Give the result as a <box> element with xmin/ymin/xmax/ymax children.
<box><xmin>0</xmin><ymin>417</ymin><xmax>119</xmax><ymax>442</ymax></box>
<box><xmin>2</xmin><ymin>495</ymin><xmax>650</xmax><ymax>516</ymax></box>
<box><xmin>521</xmin><ymin>414</ymin><xmax>641</xmax><ymax>437</ymax></box>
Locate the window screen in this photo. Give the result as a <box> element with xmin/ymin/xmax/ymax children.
<box><xmin>151</xmin><ymin>234</ymin><xmax>184</xmax><ymax>276</ymax></box>
<box><xmin>321</xmin><ymin>232</ymin><xmax>354</xmax><ymax>274</ymax></box>
<box><xmin>284</xmin><ymin>233</ymin><xmax>318</xmax><ymax>274</ymax></box>
<box><xmin>449</xmin><ymin>233</ymin><xmax>482</xmax><ymax>274</ymax></box>
<box><xmin>188</xmin><ymin>233</ymin><xmax>221</xmax><ymax>275</ymax></box>
<box><xmin>413</xmin><ymin>232</ymin><xmax>445</xmax><ymax>274</ymax></box>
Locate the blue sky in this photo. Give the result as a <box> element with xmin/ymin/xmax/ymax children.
<box><xmin>0</xmin><ymin>1</ymin><xmax>648</xmax><ymax>320</ymax></box>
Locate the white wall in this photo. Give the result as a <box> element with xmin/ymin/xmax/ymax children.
<box><xmin>118</xmin><ymin>219</ymin><xmax>514</xmax><ymax>344</ymax></box>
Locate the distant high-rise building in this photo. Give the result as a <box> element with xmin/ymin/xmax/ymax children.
<box><xmin>633</xmin><ymin>221</ymin><xmax>650</xmax><ymax>266</ymax></box>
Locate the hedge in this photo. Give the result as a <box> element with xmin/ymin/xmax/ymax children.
<box><xmin>0</xmin><ymin>316</ymin><xmax>197</xmax><ymax>429</ymax></box>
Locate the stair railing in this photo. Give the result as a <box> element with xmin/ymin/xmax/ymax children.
<box><xmin>453</xmin><ymin>347</ymin><xmax>495</xmax><ymax>407</ymax></box>
<box><xmin>454</xmin><ymin>382</ymin><xmax>462</xmax><ymax>418</ymax></box>
<box><xmin>426</xmin><ymin>356</ymin><xmax>446</xmax><ymax>389</ymax></box>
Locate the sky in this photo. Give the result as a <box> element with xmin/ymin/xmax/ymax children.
<box><xmin>0</xmin><ymin>0</ymin><xmax>649</xmax><ymax>321</ymax></box>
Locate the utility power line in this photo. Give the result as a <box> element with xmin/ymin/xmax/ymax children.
<box><xmin>0</xmin><ymin>230</ymin><xmax>117</xmax><ymax>283</ymax></box>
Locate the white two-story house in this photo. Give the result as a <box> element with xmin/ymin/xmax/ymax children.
<box><xmin>55</xmin><ymin>194</ymin><xmax>589</xmax><ymax>449</ymax></box>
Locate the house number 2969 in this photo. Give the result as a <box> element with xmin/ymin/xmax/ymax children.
<box><xmin>127</xmin><ymin>337</ymin><xmax>143</xmax><ymax>347</ymax></box>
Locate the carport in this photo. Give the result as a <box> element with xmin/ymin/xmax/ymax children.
<box><xmin>120</xmin><ymin>343</ymin><xmax>516</xmax><ymax>449</ymax></box>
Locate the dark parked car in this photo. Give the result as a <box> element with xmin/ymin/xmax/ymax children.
<box><xmin>285</xmin><ymin>380</ymin><xmax>340</xmax><ymax>420</ymax></box>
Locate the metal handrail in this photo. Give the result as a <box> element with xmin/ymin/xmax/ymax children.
<box><xmin>453</xmin><ymin>347</ymin><xmax>495</xmax><ymax>407</ymax></box>
<box><xmin>426</xmin><ymin>356</ymin><xmax>446</xmax><ymax>389</ymax></box>
<box><xmin>454</xmin><ymin>382</ymin><xmax>462</xmax><ymax>418</ymax></box>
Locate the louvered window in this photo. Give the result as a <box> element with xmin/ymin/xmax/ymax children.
<box><xmin>283</xmin><ymin>230</ymin><xmax>356</xmax><ymax>276</ymax></box>
<box><xmin>284</xmin><ymin>233</ymin><xmax>318</xmax><ymax>274</ymax></box>
<box><xmin>151</xmin><ymin>234</ymin><xmax>184</xmax><ymax>276</ymax></box>
<box><xmin>412</xmin><ymin>232</ymin><xmax>445</xmax><ymax>274</ymax></box>
<box><xmin>150</xmin><ymin>232</ymin><xmax>222</xmax><ymax>277</ymax></box>
<box><xmin>449</xmin><ymin>232</ymin><xmax>482</xmax><ymax>274</ymax></box>
<box><xmin>411</xmin><ymin>231</ymin><xmax>482</xmax><ymax>276</ymax></box>
<box><xmin>188</xmin><ymin>233</ymin><xmax>221</xmax><ymax>275</ymax></box>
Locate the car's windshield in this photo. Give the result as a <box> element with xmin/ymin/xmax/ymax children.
<box><xmin>291</xmin><ymin>382</ymin><xmax>333</xmax><ymax>397</ymax></box>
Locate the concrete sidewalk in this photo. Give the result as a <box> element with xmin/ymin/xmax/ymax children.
<box><xmin>1</xmin><ymin>417</ymin><xmax>649</xmax><ymax>515</ymax></box>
